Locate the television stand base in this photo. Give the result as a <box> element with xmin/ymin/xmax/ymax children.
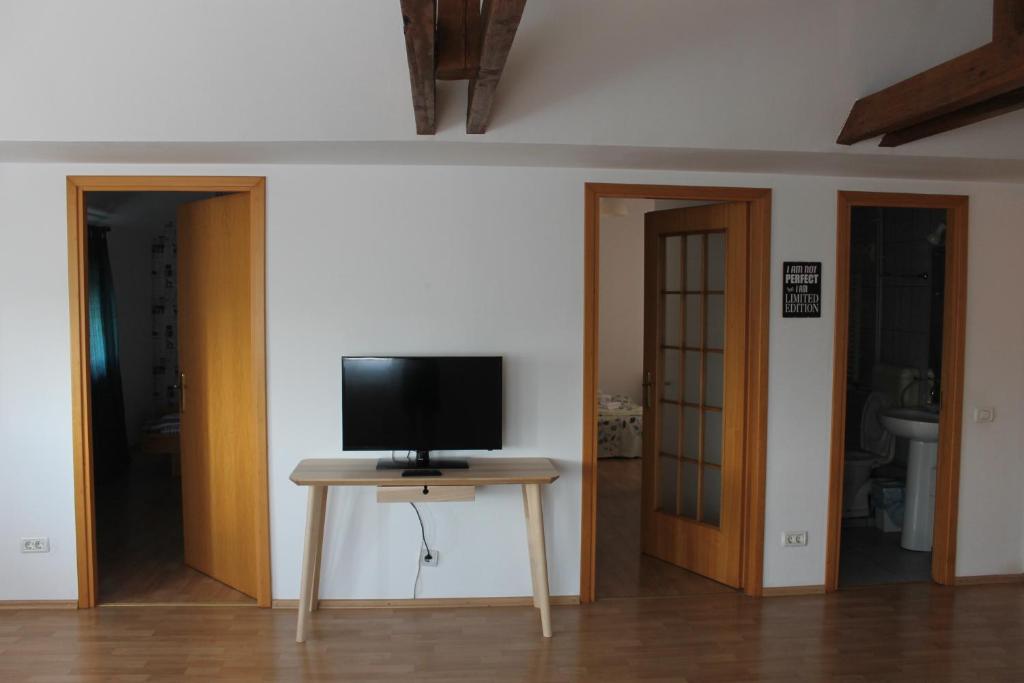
<box><xmin>376</xmin><ymin>457</ymin><xmax>469</xmax><ymax>471</ymax></box>
<box><xmin>401</xmin><ymin>468</ymin><xmax>442</xmax><ymax>477</ymax></box>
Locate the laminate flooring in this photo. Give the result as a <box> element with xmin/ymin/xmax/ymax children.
<box><xmin>3</xmin><ymin>583</ymin><xmax>1023</xmax><ymax>681</ymax></box>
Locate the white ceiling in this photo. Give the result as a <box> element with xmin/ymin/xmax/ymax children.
<box><xmin>0</xmin><ymin>0</ymin><xmax>1020</xmax><ymax>172</ymax></box>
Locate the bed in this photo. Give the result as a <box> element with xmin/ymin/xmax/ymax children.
<box><xmin>140</xmin><ymin>413</ymin><xmax>181</xmax><ymax>475</ymax></box>
<box><xmin>597</xmin><ymin>392</ymin><xmax>644</xmax><ymax>459</ymax></box>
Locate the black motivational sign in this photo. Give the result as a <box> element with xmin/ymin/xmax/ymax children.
<box><xmin>783</xmin><ymin>262</ymin><xmax>822</xmax><ymax>318</ymax></box>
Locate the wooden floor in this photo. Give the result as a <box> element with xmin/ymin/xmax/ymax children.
<box><xmin>597</xmin><ymin>457</ymin><xmax>733</xmax><ymax>598</ymax></box>
<box><xmin>3</xmin><ymin>584</ymin><xmax>1024</xmax><ymax>681</ymax></box>
<box><xmin>95</xmin><ymin>456</ymin><xmax>253</xmax><ymax>605</ymax></box>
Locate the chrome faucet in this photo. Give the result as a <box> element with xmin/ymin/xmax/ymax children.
<box><xmin>928</xmin><ymin>378</ymin><xmax>941</xmax><ymax>409</ymax></box>
<box><xmin>900</xmin><ymin>376</ymin><xmax>938</xmax><ymax>408</ymax></box>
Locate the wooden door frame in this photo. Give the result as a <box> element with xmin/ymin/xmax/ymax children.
<box><xmin>581</xmin><ymin>183</ymin><xmax>772</xmax><ymax>602</ymax></box>
<box><xmin>825</xmin><ymin>191</ymin><xmax>968</xmax><ymax>592</ymax></box>
<box><xmin>66</xmin><ymin>175</ymin><xmax>271</xmax><ymax>608</ymax></box>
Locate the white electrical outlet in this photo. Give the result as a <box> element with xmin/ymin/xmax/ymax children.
<box><xmin>21</xmin><ymin>537</ymin><xmax>50</xmax><ymax>553</ymax></box>
<box><xmin>782</xmin><ymin>531</ymin><xmax>808</xmax><ymax>547</ymax></box>
<box><xmin>420</xmin><ymin>547</ymin><xmax>440</xmax><ymax>567</ymax></box>
<box><xmin>972</xmin><ymin>407</ymin><xmax>996</xmax><ymax>423</ymax></box>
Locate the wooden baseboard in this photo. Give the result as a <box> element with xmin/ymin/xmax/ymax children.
<box><xmin>762</xmin><ymin>585</ymin><xmax>826</xmax><ymax>597</ymax></box>
<box><xmin>272</xmin><ymin>595</ymin><xmax>580</xmax><ymax>609</ymax></box>
<box><xmin>0</xmin><ymin>600</ymin><xmax>78</xmax><ymax>610</ymax></box>
<box><xmin>954</xmin><ymin>573</ymin><xmax>1024</xmax><ymax>586</ymax></box>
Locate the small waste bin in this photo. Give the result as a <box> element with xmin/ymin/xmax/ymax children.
<box><xmin>870</xmin><ymin>478</ymin><xmax>904</xmax><ymax>533</ymax></box>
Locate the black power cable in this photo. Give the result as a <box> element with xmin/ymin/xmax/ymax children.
<box><xmin>410</xmin><ymin>502</ymin><xmax>431</xmax><ymax>598</ymax></box>
<box><xmin>410</xmin><ymin>502</ymin><xmax>431</xmax><ymax>561</ymax></box>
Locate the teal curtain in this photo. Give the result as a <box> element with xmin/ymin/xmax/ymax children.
<box><xmin>88</xmin><ymin>226</ymin><xmax>128</xmax><ymax>479</ymax></box>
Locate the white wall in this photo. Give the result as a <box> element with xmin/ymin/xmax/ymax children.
<box><xmin>1</xmin><ymin>1</ymin><xmax>1021</xmax><ymax>161</ymax></box>
<box><xmin>597</xmin><ymin>198</ymin><xmax>651</xmax><ymax>402</ymax></box>
<box><xmin>1</xmin><ymin>162</ymin><xmax>1022</xmax><ymax>601</ymax></box>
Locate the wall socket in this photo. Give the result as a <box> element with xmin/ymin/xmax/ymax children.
<box><xmin>972</xmin><ymin>407</ymin><xmax>996</xmax><ymax>423</ymax></box>
<box><xmin>782</xmin><ymin>531</ymin><xmax>808</xmax><ymax>547</ymax></box>
<box><xmin>21</xmin><ymin>537</ymin><xmax>50</xmax><ymax>553</ymax></box>
<box><xmin>420</xmin><ymin>547</ymin><xmax>440</xmax><ymax>567</ymax></box>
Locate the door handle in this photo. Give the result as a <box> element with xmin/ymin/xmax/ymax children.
<box><xmin>178</xmin><ymin>372</ymin><xmax>186</xmax><ymax>413</ymax></box>
<box><xmin>642</xmin><ymin>371</ymin><xmax>653</xmax><ymax>408</ymax></box>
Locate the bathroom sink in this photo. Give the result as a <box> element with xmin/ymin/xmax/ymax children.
<box><xmin>880</xmin><ymin>407</ymin><xmax>941</xmax><ymax>552</ymax></box>
<box><xmin>880</xmin><ymin>408</ymin><xmax>940</xmax><ymax>443</ymax></box>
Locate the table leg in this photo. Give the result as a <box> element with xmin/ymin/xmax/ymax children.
<box><xmin>522</xmin><ymin>487</ymin><xmax>540</xmax><ymax>608</ymax></box>
<box><xmin>309</xmin><ymin>487</ymin><xmax>329</xmax><ymax>613</ymax></box>
<box><xmin>296</xmin><ymin>485</ymin><xmax>326</xmax><ymax>643</ymax></box>
<box><xmin>523</xmin><ymin>483</ymin><xmax>552</xmax><ymax>637</ymax></box>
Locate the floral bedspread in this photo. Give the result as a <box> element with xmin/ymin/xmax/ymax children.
<box><xmin>597</xmin><ymin>393</ymin><xmax>643</xmax><ymax>459</ymax></box>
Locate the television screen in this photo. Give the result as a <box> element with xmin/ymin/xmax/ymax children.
<box><xmin>342</xmin><ymin>356</ymin><xmax>502</xmax><ymax>452</ymax></box>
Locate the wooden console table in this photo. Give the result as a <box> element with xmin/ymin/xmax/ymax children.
<box><xmin>289</xmin><ymin>457</ymin><xmax>560</xmax><ymax>642</ymax></box>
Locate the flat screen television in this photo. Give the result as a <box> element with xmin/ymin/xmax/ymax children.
<box><xmin>342</xmin><ymin>356</ymin><xmax>502</xmax><ymax>470</ymax></box>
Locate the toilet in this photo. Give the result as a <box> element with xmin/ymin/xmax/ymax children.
<box><xmin>842</xmin><ymin>392</ymin><xmax>894</xmax><ymax>519</ymax></box>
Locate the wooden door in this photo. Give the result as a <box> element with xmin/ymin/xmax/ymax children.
<box><xmin>641</xmin><ymin>202</ymin><xmax>748</xmax><ymax>587</ymax></box>
<box><xmin>177</xmin><ymin>193</ymin><xmax>260</xmax><ymax>598</ymax></box>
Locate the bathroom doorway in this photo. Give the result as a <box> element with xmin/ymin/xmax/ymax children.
<box><xmin>825</xmin><ymin>191</ymin><xmax>968</xmax><ymax>591</ymax></box>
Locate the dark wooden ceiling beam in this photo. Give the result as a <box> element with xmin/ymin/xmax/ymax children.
<box><xmin>837</xmin><ymin>43</ymin><xmax>1024</xmax><ymax>145</ymax></box>
<box><xmin>400</xmin><ymin>0</ymin><xmax>437</xmax><ymax>135</ymax></box>
<box><xmin>436</xmin><ymin>0</ymin><xmax>481</xmax><ymax>81</ymax></box>
<box><xmin>879</xmin><ymin>84</ymin><xmax>1024</xmax><ymax>146</ymax></box>
<box><xmin>994</xmin><ymin>0</ymin><xmax>1024</xmax><ymax>43</ymax></box>
<box><xmin>466</xmin><ymin>0</ymin><xmax>527</xmax><ymax>134</ymax></box>
<box><xmin>838</xmin><ymin>0</ymin><xmax>1024</xmax><ymax>146</ymax></box>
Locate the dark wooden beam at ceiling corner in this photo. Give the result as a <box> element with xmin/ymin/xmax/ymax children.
<box><xmin>436</xmin><ymin>0</ymin><xmax>482</xmax><ymax>81</ymax></box>
<box><xmin>993</xmin><ymin>0</ymin><xmax>1024</xmax><ymax>44</ymax></box>
<box><xmin>879</xmin><ymin>85</ymin><xmax>1024</xmax><ymax>147</ymax></box>
<box><xmin>466</xmin><ymin>0</ymin><xmax>527</xmax><ymax>134</ymax></box>
<box><xmin>400</xmin><ymin>0</ymin><xmax>437</xmax><ymax>135</ymax></box>
<box><xmin>837</xmin><ymin>0</ymin><xmax>1024</xmax><ymax>147</ymax></box>
<box><xmin>835</xmin><ymin>43</ymin><xmax>1024</xmax><ymax>145</ymax></box>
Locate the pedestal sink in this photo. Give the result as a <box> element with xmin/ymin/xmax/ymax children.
<box><xmin>879</xmin><ymin>408</ymin><xmax>939</xmax><ymax>552</ymax></box>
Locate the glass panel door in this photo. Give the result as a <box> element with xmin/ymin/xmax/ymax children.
<box><xmin>655</xmin><ymin>230</ymin><xmax>726</xmax><ymax>526</ymax></box>
<box><xmin>642</xmin><ymin>200</ymin><xmax>748</xmax><ymax>588</ymax></box>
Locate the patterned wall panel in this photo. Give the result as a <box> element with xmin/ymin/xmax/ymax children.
<box><xmin>150</xmin><ymin>223</ymin><xmax>179</xmax><ymax>412</ymax></box>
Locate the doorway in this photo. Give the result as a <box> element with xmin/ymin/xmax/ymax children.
<box><xmin>825</xmin><ymin>191</ymin><xmax>968</xmax><ymax>591</ymax></box>
<box><xmin>67</xmin><ymin>176</ymin><xmax>270</xmax><ymax>608</ymax></box>
<box><xmin>581</xmin><ymin>184</ymin><xmax>771</xmax><ymax>602</ymax></box>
